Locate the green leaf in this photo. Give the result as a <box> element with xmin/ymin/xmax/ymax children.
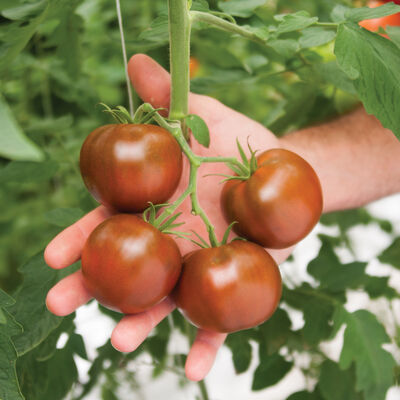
<box><xmin>218</xmin><ymin>0</ymin><xmax>266</xmax><ymax>18</ymax></box>
<box><xmin>1</xmin><ymin>0</ymin><xmax>46</xmax><ymax>20</ymax></box>
<box><xmin>0</xmin><ymin>0</ymin><xmax>17</xmax><ymax>11</ymax></box>
<box><xmin>0</xmin><ymin>95</ymin><xmax>44</xmax><ymax>161</ymax></box>
<box><xmin>364</xmin><ymin>276</ymin><xmax>397</xmax><ymax>299</ymax></box>
<box><xmin>307</xmin><ymin>241</ymin><xmax>367</xmax><ymax>292</ymax></box>
<box><xmin>184</xmin><ymin>114</ymin><xmax>210</xmax><ymax>148</ymax></box>
<box><xmin>138</xmin><ymin>15</ymin><xmax>169</xmax><ymax>44</ymax></box>
<box><xmin>252</xmin><ymin>353</ymin><xmax>292</xmax><ymax>390</ymax></box>
<box><xmin>51</xmin><ymin>9</ymin><xmax>83</xmax><ymax>79</ymax></box>
<box><xmin>258</xmin><ymin>308</ymin><xmax>291</xmax><ymax>355</ymax></box>
<box><xmin>68</xmin><ymin>333</ymin><xmax>88</xmax><ymax>360</ymax></box>
<box><xmin>0</xmin><ymin>289</ymin><xmax>24</xmax><ymax>400</ymax></box>
<box><xmin>18</xmin><ymin>337</ymin><xmax>78</xmax><ymax>400</ymax></box>
<box><xmin>0</xmin><ymin>2</ymin><xmax>50</xmax><ymax>73</ymax></box>
<box><xmin>191</xmin><ymin>0</ymin><xmax>209</xmax><ymax>12</ymax></box>
<box><xmin>387</xmin><ymin>26</ymin><xmax>400</xmax><ymax>49</ymax></box>
<box><xmin>319</xmin><ymin>360</ymin><xmax>359</xmax><ymax>400</ymax></box>
<box><xmin>334</xmin><ymin>308</ymin><xmax>396</xmax><ymax>400</ymax></box>
<box><xmin>44</xmin><ymin>208</ymin><xmax>84</xmax><ymax>228</ymax></box>
<box><xmin>378</xmin><ymin>237</ymin><xmax>400</xmax><ymax>269</ymax></box>
<box><xmin>331</xmin><ymin>4</ymin><xmax>349</xmax><ymax>23</ymax></box>
<box><xmin>77</xmin><ymin>342</ymin><xmax>138</xmax><ymax>400</ymax></box>
<box><xmin>190</xmin><ymin>69</ymin><xmax>250</xmax><ymax>94</ymax></box>
<box><xmin>269</xmin><ymin>39</ymin><xmax>299</xmax><ymax>58</ymax></box>
<box><xmin>287</xmin><ymin>391</ymin><xmax>322</xmax><ymax>400</ymax></box>
<box><xmin>315</xmin><ymin>61</ymin><xmax>356</xmax><ymax>94</ymax></box>
<box><xmin>335</xmin><ymin>23</ymin><xmax>400</xmax><ymax>138</ymax></box>
<box><xmin>8</xmin><ymin>253</ymin><xmax>79</xmax><ymax>356</ymax></box>
<box><xmin>0</xmin><ymin>161</ymin><xmax>59</xmax><ymax>185</ymax></box>
<box><xmin>284</xmin><ymin>284</ymin><xmax>338</xmax><ymax>345</ymax></box>
<box><xmin>275</xmin><ymin>11</ymin><xmax>318</xmax><ymax>34</ymax></box>
<box><xmin>345</xmin><ymin>2</ymin><xmax>400</xmax><ymax>23</ymax></box>
<box><xmin>225</xmin><ymin>331</ymin><xmax>253</xmax><ymax>373</ymax></box>
<box><xmin>0</xmin><ymin>288</ymin><xmax>16</xmax><ymax>308</ymax></box>
<box><xmin>0</xmin><ymin>332</ymin><xmax>24</xmax><ymax>400</ymax></box>
<box><xmin>299</xmin><ymin>27</ymin><xmax>336</xmax><ymax>48</ymax></box>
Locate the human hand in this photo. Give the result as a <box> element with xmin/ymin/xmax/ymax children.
<box><xmin>45</xmin><ymin>54</ymin><xmax>293</xmax><ymax>381</ymax></box>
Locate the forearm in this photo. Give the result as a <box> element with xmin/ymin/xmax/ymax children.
<box><xmin>280</xmin><ymin>107</ymin><xmax>400</xmax><ymax>213</ymax></box>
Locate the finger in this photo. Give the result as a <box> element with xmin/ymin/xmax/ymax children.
<box><xmin>46</xmin><ymin>270</ymin><xmax>92</xmax><ymax>316</ymax></box>
<box><xmin>128</xmin><ymin>54</ymin><xmax>229</xmax><ymax>127</ymax></box>
<box><xmin>44</xmin><ymin>206</ymin><xmax>111</xmax><ymax>270</ymax></box>
<box><xmin>111</xmin><ymin>297</ymin><xmax>175</xmax><ymax>353</ymax></box>
<box><xmin>268</xmin><ymin>246</ymin><xmax>295</xmax><ymax>265</ymax></box>
<box><xmin>185</xmin><ymin>329</ymin><xmax>227</xmax><ymax>382</ymax></box>
<box><xmin>128</xmin><ymin>54</ymin><xmax>171</xmax><ymax>110</ymax></box>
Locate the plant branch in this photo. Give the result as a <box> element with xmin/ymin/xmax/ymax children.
<box><xmin>191</xmin><ymin>11</ymin><xmax>267</xmax><ymax>45</ymax></box>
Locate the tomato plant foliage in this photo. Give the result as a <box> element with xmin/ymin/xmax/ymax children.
<box><xmin>0</xmin><ymin>0</ymin><xmax>399</xmax><ymax>399</ymax></box>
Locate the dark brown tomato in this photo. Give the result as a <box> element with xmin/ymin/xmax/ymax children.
<box><xmin>173</xmin><ymin>241</ymin><xmax>282</xmax><ymax>333</ymax></box>
<box><xmin>80</xmin><ymin>124</ymin><xmax>183</xmax><ymax>212</ymax></box>
<box><xmin>81</xmin><ymin>214</ymin><xmax>182</xmax><ymax>314</ymax></box>
<box><xmin>221</xmin><ymin>149</ymin><xmax>323</xmax><ymax>249</ymax></box>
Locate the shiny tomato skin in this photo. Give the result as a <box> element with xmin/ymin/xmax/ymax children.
<box><xmin>221</xmin><ymin>149</ymin><xmax>323</xmax><ymax>249</ymax></box>
<box><xmin>81</xmin><ymin>214</ymin><xmax>182</xmax><ymax>314</ymax></box>
<box><xmin>174</xmin><ymin>241</ymin><xmax>282</xmax><ymax>333</ymax></box>
<box><xmin>359</xmin><ymin>0</ymin><xmax>400</xmax><ymax>31</ymax></box>
<box><xmin>80</xmin><ymin>124</ymin><xmax>183</xmax><ymax>213</ymax></box>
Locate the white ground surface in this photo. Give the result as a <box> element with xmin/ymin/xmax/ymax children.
<box><xmin>68</xmin><ymin>194</ymin><xmax>400</xmax><ymax>400</ymax></box>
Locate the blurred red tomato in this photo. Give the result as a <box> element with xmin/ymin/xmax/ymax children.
<box><xmin>359</xmin><ymin>0</ymin><xmax>400</xmax><ymax>31</ymax></box>
<box><xmin>189</xmin><ymin>57</ymin><xmax>200</xmax><ymax>78</ymax></box>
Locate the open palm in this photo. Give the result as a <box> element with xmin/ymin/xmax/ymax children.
<box><xmin>45</xmin><ymin>54</ymin><xmax>292</xmax><ymax>381</ymax></box>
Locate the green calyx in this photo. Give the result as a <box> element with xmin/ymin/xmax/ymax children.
<box><xmin>143</xmin><ymin>203</ymin><xmax>189</xmax><ymax>240</ymax></box>
<box><xmin>100</xmin><ymin>103</ymin><xmax>167</xmax><ymax>125</ymax></box>
<box><xmin>222</xmin><ymin>139</ymin><xmax>259</xmax><ymax>182</ymax></box>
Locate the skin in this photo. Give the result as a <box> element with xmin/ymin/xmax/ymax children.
<box><xmin>174</xmin><ymin>241</ymin><xmax>282</xmax><ymax>333</ymax></box>
<box><xmin>81</xmin><ymin>214</ymin><xmax>182</xmax><ymax>314</ymax></box>
<box><xmin>221</xmin><ymin>149</ymin><xmax>323</xmax><ymax>249</ymax></box>
<box><xmin>45</xmin><ymin>54</ymin><xmax>400</xmax><ymax>382</ymax></box>
<box><xmin>80</xmin><ymin>124</ymin><xmax>182</xmax><ymax>212</ymax></box>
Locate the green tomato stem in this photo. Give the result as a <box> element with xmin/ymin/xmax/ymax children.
<box><xmin>198</xmin><ymin>380</ymin><xmax>210</xmax><ymax>400</ymax></box>
<box><xmin>189</xmin><ymin>163</ymin><xmax>219</xmax><ymax>247</ymax></box>
<box><xmin>149</xmin><ymin>109</ymin><xmax>219</xmax><ymax>246</ymax></box>
<box><xmin>168</xmin><ymin>0</ymin><xmax>191</xmax><ymax>121</ymax></box>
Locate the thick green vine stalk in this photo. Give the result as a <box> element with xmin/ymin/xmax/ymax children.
<box><xmin>168</xmin><ymin>0</ymin><xmax>191</xmax><ymax>121</ymax></box>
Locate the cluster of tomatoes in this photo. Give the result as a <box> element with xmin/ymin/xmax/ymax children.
<box><xmin>79</xmin><ymin>122</ymin><xmax>322</xmax><ymax>333</ymax></box>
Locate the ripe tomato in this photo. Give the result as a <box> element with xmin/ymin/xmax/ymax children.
<box><xmin>174</xmin><ymin>241</ymin><xmax>282</xmax><ymax>333</ymax></box>
<box><xmin>221</xmin><ymin>149</ymin><xmax>323</xmax><ymax>249</ymax></box>
<box><xmin>359</xmin><ymin>0</ymin><xmax>400</xmax><ymax>31</ymax></box>
<box><xmin>80</xmin><ymin>124</ymin><xmax>183</xmax><ymax>213</ymax></box>
<box><xmin>383</xmin><ymin>0</ymin><xmax>400</xmax><ymax>5</ymax></box>
<box><xmin>81</xmin><ymin>214</ymin><xmax>182</xmax><ymax>314</ymax></box>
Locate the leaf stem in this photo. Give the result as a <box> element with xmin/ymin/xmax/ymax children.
<box><xmin>198</xmin><ymin>380</ymin><xmax>210</xmax><ymax>400</ymax></box>
<box><xmin>315</xmin><ymin>22</ymin><xmax>339</xmax><ymax>28</ymax></box>
<box><xmin>191</xmin><ymin>11</ymin><xmax>267</xmax><ymax>45</ymax></box>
